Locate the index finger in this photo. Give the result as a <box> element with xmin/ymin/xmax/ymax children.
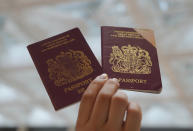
<box><xmin>76</xmin><ymin>73</ymin><xmax>108</xmax><ymax>126</ymax></box>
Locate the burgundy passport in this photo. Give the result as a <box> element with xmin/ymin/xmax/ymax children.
<box><xmin>101</xmin><ymin>26</ymin><xmax>162</xmax><ymax>93</ymax></box>
<box><xmin>27</xmin><ymin>28</ymin><xmax>103</xmax><ymax>110</ymax></box>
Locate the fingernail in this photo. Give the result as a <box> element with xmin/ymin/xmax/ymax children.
<box><xmin>99</xmin><ymin>73</ymin><xmax>108</xmax><ymax>79</ymax></box>
<box><xmin>112</xmin><ymin>78</ymin><xmax>120</xmax><ymax>86</ymax></box>
<box><xmin>112</xmin><ymin>78</ymin><xmax>118</xmax><ymax>82</ymax></box>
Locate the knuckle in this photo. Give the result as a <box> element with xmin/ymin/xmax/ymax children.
<box><xmin>107</xmin><ymin>78</ymin><xmax>119</xmax><ymax>86</ymax></box>
<box><xmin>90</xmin><ymin>78</ymin><xmax>102</xmax><ymax>86</ymax></box>
<box><xmin>112</xmin><ymin>92</ymin><xmax>128</xmax><ymax>104</ymax></box>
<box><xmin>98</xmin><ymin>92</ymin><xmax>112</xmax><ymax>100</ymax></box>
<box><xmin>82</xmin><ymin>91</ymin><xmax>95</xmax><ymax>101</ymax></box>
<box><xmin>128</xmin><ymin>103</ymin><xmax>142</xmax><ymax>120</ymax></box>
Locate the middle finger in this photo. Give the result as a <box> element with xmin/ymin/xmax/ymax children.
<box><xmin>89</xmin><ymin>78</ymin><xmax>119</xmax><ymax>127</ymax></box>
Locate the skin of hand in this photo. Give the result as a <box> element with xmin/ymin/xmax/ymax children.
<box><xmin>76</xmin><ymin>73</ymin><xmax>142</xmax><ymax>131</ymax></box>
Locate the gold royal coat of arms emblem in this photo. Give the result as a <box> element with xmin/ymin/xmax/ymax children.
<box><xmin>109</xmin><ymin>44</ymin><xmax>152</xmax><ymax>74</ymax></box>
<box><xmin>46</xmin><ymin>50</ymin><xmax>93</xmax><ymax>86</ymax></box>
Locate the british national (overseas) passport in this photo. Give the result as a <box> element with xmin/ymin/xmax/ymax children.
<box><xmin>101</xmin><ymin>26</ymin><xmax>162</xmax><ymax>93</ymax></box>
<box><xmin>27</xmin><ymin>28</ymin><xmax>103</xmax><ymax>110</ymax></box>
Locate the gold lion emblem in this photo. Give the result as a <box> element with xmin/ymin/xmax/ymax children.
<box><xmin>109</xmin><ymin>44</ymin><xmax>152</xmax><ymax>74</ymax></box>
<box><xmin>46</xmin><ymin>50</ymin><xmax>93</xmax><ymax>86</ymax></box>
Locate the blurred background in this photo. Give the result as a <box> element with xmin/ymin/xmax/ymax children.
<box><xmin>0</xmin><ymin>0</ymin><xmax>193</xmax><ymax>130</ymax></box>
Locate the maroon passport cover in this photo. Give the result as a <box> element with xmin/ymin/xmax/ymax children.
<box><xmin>101</xmin><ymin>26</ymin><xmax>162</xmax><ymax>93</ymax></box>
<box><xmin>27</xmin><ymin>28</ymin><xmax>103</xmax><ymax>110</ymax></box>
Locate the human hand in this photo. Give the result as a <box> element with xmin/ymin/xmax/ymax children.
<box><xmin>76</xmin><ymin>73</ymin><xmax>142</xmax><ymax>131</ymax></box>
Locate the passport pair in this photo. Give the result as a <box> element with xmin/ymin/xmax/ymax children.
<box><xmin>27</xmin><ymin>26</ymin><xmax>162</xmax><ymax>110</ymax></box>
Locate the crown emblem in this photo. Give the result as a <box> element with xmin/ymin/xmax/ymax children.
<box><xmin>109</xmin><ymin>44</ymin><xmax>152</xmax><ymax>74</ymax></box>
<box><xmin>46</xmin><ymin>50</ymin><xmax>93</xmax><ymax>86</ymax></box>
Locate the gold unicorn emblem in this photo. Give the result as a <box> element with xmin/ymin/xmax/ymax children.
<box><xmin>109</xmin><ymin>44</ymin><xmax>152</xmax><ymax>74</ymax></box>
<box><xmin>47</xmin><ymin>50</ymin><xmax>93</xmax><ymax>86</ymax></box>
